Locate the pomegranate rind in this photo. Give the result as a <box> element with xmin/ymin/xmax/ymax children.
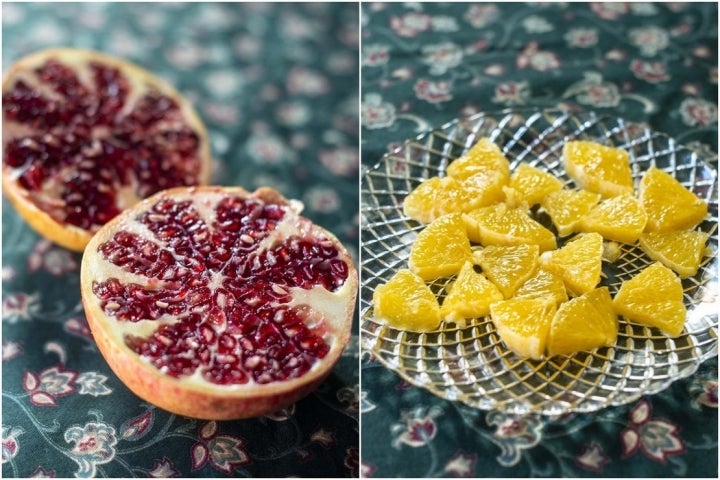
<box><xmin>2</xmin><ymin>48</ymin><xmax>212</xmax><ymax>252</ymax></box>
<box><xmin>80</xmin><ymin>186</ymin><xmax>357</xmax><ymax>420</ymax></box>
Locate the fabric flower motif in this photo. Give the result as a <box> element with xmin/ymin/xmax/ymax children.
<box><xmin>337</xmin><ymin>384</ymin><xmax>360</xmax><ymax>414</ymax></box>
<box><xmin>311</xmin><ymin>428</ymin><xmax>335</xmax><ymax>448</ymax></box>
<box><xmin>2</xmin><ymin>292</ymin><xmax>40</xmax><ymax>323</ymax></box>
<box><xmin>287</xmin><ymin>66</ymin><xmax>330</xmax><ymax>96</ymax></box>
<box><xmin>679</xmin><ymin>98</ymin><xmax>718</xmax><ymax>127</ymax></box>
<box><xmin>590</xmin><ymin>2</ymin><xmax>629</xmax><ymax>20</ymax></box>
<box><xmin>362</xmin><ymin>94</ymin><xmax>396</xmax><ymax>130</ymax></box>
<box><xmin>390</xmin><ymin>11</ymin><xmax>432</xmax><ymax>37</ymax></box>
<box><xmin>29</xmin><ymin>466</ymin><xmax>56</xmax><ymax>477</ymax></box>
<box><xmin>421</xmin><ymin>41</ymin><xmax>463</xmax><ymax>75</ymax></box>
<box><xmin>147</xmin><ymin>457</ymin><xmax>180</xmax><ymax>478</ymax></box>
<box><xmin>517</xmin><ymin>41</ymin><xmax>560</xmax><ymax>72</ymax></box>
<box><xmin>696</xmin><ymin>380</ymin><xmax>718</xmax><ymax>408</ymax></box>
<box><xmin>363</xmin><ymin>44</ymin><xmax>390</xmax><ymax>67</ymax></box>
<box><xmin>359</xmin><ymin>390</ymin><xmax>376</xmax><ymax>413</ymax></box>
<box><xmin>464</xmin><ymin>4</ymin><xmax>499</xmax><ymax>28</ymax></box>
<box><xmin>414</xmin><ymin>78</ymin><xmax>452</xmax><ymax>104</ymax></box>
<box><xmin>575</xmin><ymin>442</ymin><xmax>610</xmax><ymax>473</ymax></box>
<box><xmin>245</xmin><ymin>132</ymin><xmax>293</xmax><ymax>166</ymax></box>
<box><xmin>564</xmin><ymin>72</ymin><xmax>621</xmax><ymax>108</ymax></box>
<box><xmin>522</xmin><ymin>15</ymin><xmax>554</xmax><ymax>34</ymax></box>
<box><xmin>75</xmin><ymin>372</ymin><xmax>112</xmax><ymax>397</ymax></box>
<box><xmin>486</xmin><ymin>411</ymin><xmax>544</xmax><ymax>467</ymax></box>
<box><xmin>23</xmin><ymin>366</ymin><xmax>78</xmax><ymax>407</ymax></box>
<box><xmin>443</xmin><ymin>450</ymin><xmax>477</xmax><ymax>477</ymax></box>
<box><xmin>2</xmin><ymin>340</ymin><xmax>22</xmax><ymax>361</ymax></box>
<box><xmin>64</xmin><ymin>421</ymin><xmax>117</xmax><ymax>478</ymax></box>
<box><xmin>320</xmin><ymin>147</ymin><xmax>358</xmax><ymax>177</ymax></box>
<box><xmin>1</xmin><ymin>425</ymin><xmax>24</xmax><ymax>464</ymax></box>
<box><xmin>361</xmin><ymin>460</ymin><xmax>377</xmax><ymax>478</ymax></box>
<box><xmin>28</xmin><ymin>239</ymin><xmax>78</xmax><ymax>275</ymax></box>
<box><xmin>621</xmin><ymin>399</ymin><xmax>685</xmax><ymax>463</ymax></box>
<box><xmin>565</xmin><ymin>28</ymin><xmax>599</xmax><ymax>48</ymax></box>
<box><xmin>120</xmin><ymin>409</ymin><xmax>154</xmax><ymax>441</ymax></box>
<box><xmin>493</xmin><ymin>81</ymin><xmax>530</xmax><ymax>106</ymax></box>
<box><xmin>344</xmin><ymin>447</ymin><xmax>359</xmax><ymax>478</ymax></box>
<box><xmin>629</xmin><ymin>26</ymin><xmax>670</xmax><ymax>56</ymax></box>
<box><xmin>303</xmin><ymin>186</ymin><xmax>341</xmax><ymax>214</ymax></box>
<box><xmin>631</xmin><ymin>60</ymin><xmax>670</xmax><ymax>83</ymax></box>
<box><xmin>191</xmin><ymin>421</ymin><xmax>250</xmax><ymax>474</ymax></box>
<box><xmin>391</xmin><ymin>406</ymin><xmax>442</xmax><ymax>448</ymax></box>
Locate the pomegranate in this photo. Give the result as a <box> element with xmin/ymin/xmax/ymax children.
<box><xmin>2</xmin><ymin>48</ymin><xmax>211</xmax><ymax>251</ymax></box>
<box><xmin>80</xmin><ymin>186</ymin><xmax>358</xmax><ymax>420</ymax></box>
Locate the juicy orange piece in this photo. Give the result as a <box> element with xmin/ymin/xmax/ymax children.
<box><xmin>447</xmin><ymin>137</ymin><xmax>511</xmax><ymax>181</ymax></box>
<box><xmin>540</xmin><ymin>232</ymin><xmax>604</xmax><ymax>297</ymax></box>
<box><xmin>489</xmin><ymin>298</ymin><xmax>556</xmax><ymax>360</ymax></box>
<box><xmin>563</xmin><ymin>140</ymin><xmax>633</xmax><ymax>197</ymax></box>
<box><xmin>439</xmin><ymin>261</ymin><xmax>503</xmax><ymax>325</ymax></box>
<box><xmin>506</xmin><ymin>163</ymin><xmax>564</xmax><ymax>207</ymax></box>
<box><xmin>612</xmin><ymin>262</ymin><xmax>686</xmax><ymax>336</ymax></box>
<box><xmin>541</xmin><ymin>188</ymin><xmax>601</xmax><ymax>237</ymax></box>
<box><xmin>513</xmin><ymin>267</ymin><xmax>569</xmax><ymax>305</ymax></box>
<box><xmin>578</xmin><ymin>194</ymin><xmax>648</xmax><ymax>244</ymax></box>
<box><xmin>463</xmin><ymin>203</ymin><xmax>557</xmax><ymax>251</ymax></box>
<box><xmin>639</xmin><ymin>166</ymin><xmax>708</xmax><ymax>232</ymax></box>
<box><xmin>408</xmin><ymin>213</ymin><xmax>473</xmax><ymax>280</ymax></box>
<box><xmin>373</xmin><ymin>269</ymin><xmax>441</xmax><ymax>332</ymax></box>
<box><xmin>547</xmin><ymin>287</ymin><xmax>618</xmax><ymax>357</ymax></box>
<box><xmin>639</xmin><ymin>229</ymin><xmax>710</xmax><ymax>278</ymax></box>
<box><xmin>460</xmin><ymin>170</ymin><xmax>508</xmax><ymax>208</ymax></box>
<box><xmin>403</xmin><ymin>176</ymin><xmax>469</xmax><ymax>224</ymax></box>
<box><xmin>475</xmin><ymin>244</ymin><xmax>539</xmax><ymax>298</ymax></box>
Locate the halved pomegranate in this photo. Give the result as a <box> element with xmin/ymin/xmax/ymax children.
<box><xmin>2</xmin><ymin>48</ymin><xmax>211</xmax><ymax>251</ymax></box>
<box><xmin>80</xmin><ymin>186</ymin><xmax>358</xmax><ymax>420</ymax></box>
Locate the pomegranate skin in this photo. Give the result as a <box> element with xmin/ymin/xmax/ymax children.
<box><xmin>80</xmin><ymin>186</ymin><xmax>357</xmax><ymax>420</ymax></box>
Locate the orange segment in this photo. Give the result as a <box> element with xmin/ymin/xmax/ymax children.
<box><xmin>447</xmin><ymin>137</ymin><xmax>511</xmax><ymax>181</ymax></box>
<box><xmin>513</xmin><ymin>267</ymin><xmax>569</xmax><ymax>305</ymax></box>
<box><xmin>402</xmin><ymin>176</ymin><xmax>469</xmax><ymax>224</ymax></box>
<box><xmin>463</xmin><ymin>203</ymin><xmax>557</xmax><ymax>251</ymax></box>
<box><xmin>475</xmin><ymin>244</ymin><xmax>540</xmax><ymax>298</ymax></box>
<box><xmin>639</xmin><ymin>229</ymin><xmax>710</xmax><ymax>278</ymax></box>
<box><xmin>506</xmin><ymin>163</ymin><xmax>564</xmax><ymax>207</ymax></box>
<box><xmin>547</xmin><ymin>287</ymin><xmax>618</xmax><ymax>357</ymax></box>
<box><xmin>612</xmin><ymin>262</ymin><xmax>686</xmax><ymax>336</ymax></box>
<box><xmin>541</xmin><ymin>189</ymin><xmax>601</xmax><ymax>237</ymax></box>
<box><xmin>563</xmin><ymin>140</ymin><xmax>633</xmax><ymax>197</ymax></box>
<box><xmin>439</xmin><ymin>261</ymin><xmax>503</xmax><ymax>325</ymax></box>
<box><xmin>460</xmin><ymin>170</ymin><xmax>508</xmax><ymax>208</ymax></box>
<box><xmin>489</xmin><ymin>298</ymin><xmax>556</xmax><ymax>360</ymax></box>
<box><xmin>540</xmin><ymin>232</ymin><xmax>604</xmax><ymax>297</ymax></box>
<box><xmin>408</xmin><ymin>213</ymin><xmax>473</xmax><ymax>280</ymax></box>
<box><xmin>578</xmin><ymin>194</ymin><xmax>648</xmax><ymax>244</ymax></box>
<box><xmin>373</xmin><ymin>269</ymin><xmax>441</xmax><ymax>332</ymax></box>
<box><xmin>639</xmin><ymin>166</ymin><xmax>708</xmax><ymax>232</ymax></box>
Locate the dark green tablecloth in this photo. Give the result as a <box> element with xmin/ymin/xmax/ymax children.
<box><xmin>360</xmin><ymin>3</ymin><xmax>717</xmax><ymax>477</ymax></box>
<box><xmin>2</xmin><ymin>3</ymin><xmax>359</xmax><ymax>477</ymax></box>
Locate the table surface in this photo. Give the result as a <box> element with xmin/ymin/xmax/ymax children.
<box><xmin>359</xmin><ymin>2</ymin><xmax>718</xmax><ymax>478</ymax></box>
<box><xmin>2</xmin><ymin>3</ymin><xmax>359</xmax><ymax>478</ymax></box>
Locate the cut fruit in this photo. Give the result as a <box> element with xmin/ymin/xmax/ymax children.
<box><xmin>612</xmin><ymin>262</ymin><xmax>686</xmax><ymax>336</ymax></box>
<box><xmin>373</xmin><ymin>269</ymin><xmax>441</xmax><ymax>332</ymax></box>
<box><xmin>513</xmin><ymin>267</ymin><xmax>568</xmax><ymax>305</ymax></box>
<box><xmin>540</xmin><ymin>232</ymin><xmax>604</xmax><ymax>297</ymax></box>
<box><xmin>639</xmin><ymin>229</ymin><xmax>710</xmax><ymax>278</ymax></box>
<box><xmin>402</xmin><ymin>176</ymin><xmax>468</xmax><ymax>224</ymax></box>
<box><xmin>489</xmin><ymin>298</ymin><xmax>556</xmax><ymax>360</ymax></box>
<box><xmin>80</xmin><ymin>186</ymin><xmax>358</xmax><ymax>420</ymax></box>
<box><xmin>447</xmin><ymin>137</ymin><xmax>511</xmax><ymax>181</ymax></box>
<box><xmin>639</xmin><ymin>166</ymin><xmax>708</xmax><ymax>232</ymax></box>
<box><xmin>563</xmin><ymin>140</ymin><xmax>633</xmax><ymax>197</ymax></box>
<box><xmin>546</xmin><ymin>287</ymin><xmax>618</xmax><ymax>357</ymax></box>
<box><xmin>439</xmin><ymin>261</ymin><xmax>503</xmax><ymax>325</ymax></box>
<box><xmin>475</xmin><ymin>244</ymin><xmax>540</xmax><ymax>298</ymax></box>
<box><xmin>460</xmin><ymin>169</ymin><xmax>509</xmax><ymax>208</ymax></box>
<box><xmin>541</xmin><ymin>188</ymin><xmax>601</xmax><ymax>237</ymax></box>
<box><xmin>506</xmin><ymin>163</ymin><xmax>564</xmax><ymax>207</ymax></box>
<box><xmin>578</xmin><ymin>194</ymin><xmax>648</xmax><ymax>244</ymax></box>
<box><xmin>408</xmin><ymin>213</ymin><xmax>473</xmax><ymax>281</ymax></box>
<box><xmin>463</xmin><ymin>203</ymin><xmax>557</xmax><ymax>251</ymax></box>
<box><xmin>2</xmin><ymin>48</ymin><xmax>212</xmax><ymax>251</ymax></box>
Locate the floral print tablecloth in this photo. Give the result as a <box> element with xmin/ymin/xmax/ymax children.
<box><xmin>2</xmin><ymin>3</ymin><xmax>359</xmax><ymax>477</ymax></box>
<box><xmin>360</xmin><ymin>2</ymin><xmax>717</xmax><ymax>478</ymax></box>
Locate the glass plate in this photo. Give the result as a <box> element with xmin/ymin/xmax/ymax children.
<box><xmin>360</xmin><ymin>108</ymin><xmax>718</xmax><ymax>415</ymax></box>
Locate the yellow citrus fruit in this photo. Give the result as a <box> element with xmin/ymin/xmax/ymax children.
<box><xmin>460</xmin><ymin>169</ymin><xmax>508</xmax><ymax>207</ymax></box>
<box><xmin>439</xmin><ymin>261</ymin><xmax>503</xmax><ymax>325</ymax></box>
<box><xmin>489</xmin><ymin>298</ymin><xmax>556</xmax><ymax>360</ymax></box>
<box><xmin>373</xmin><ymin>269</ymin><xmax>441</xmax><ymax>332</ymax></box>
<box><xmin>563</xmin><ymin>140</ymin><xmax>633</xmax><ymax>197</ymax></box>
<box><xmin>639</xmin><ymin>229</ymin><xmax>710</xmax><ymax>278</ymax></box>
<box><xmin>546</xmin><ymin>287</ymin><xmax>618</xmax><ymax>357</ymax></box>
<box><xmin>463</xmin><ymin>203</ymin><xmax>557</xmax><ymax>251</ymax></box>
<box><xmin>577</xmin><ymin>194</ymin><xmax>648</xmax><ymax>244</ymax></box>
<box><xmin>513</xmin><ymin>267</ymin><xmax>569</xmax><ymax>305</ymax></box>
<box><xmin>475</xmin><ymin>244</ymin><xmax>540</xmax><ymax>298</ymax></box>
<box><xmin>541</xmin><ymin>188</ymin><xmax>601</xmax><ymax>237</ymax></box>
<box><xmin>540</xmin><ymin>232</ymin><xmax>604</xmax><ymax>297</ymax></box>
<box><xmin>402</xmin><ymin>176</ymin><xmax>469</xmax><ymax>224</ymax></box>
<box><xmin>639</xmin><ymin>166</ymin><xmax>708</xmax><ymax>232</ymax></box>
<box><xmin>505</xmin><ymin>163</ymin><xmax>564</xmax><ymax>207</ymax></box>
<box><xmin>447</xmin><ymin>137</ymin><xmax>511</xmax><ymax>181</ymax></box>
<box><xmin>408</xmin><ymin>213</ymin><xmax>473</xmax><ymax>281</ymax></box>
<box><xmin>612</xmin><ymin>262</ymin><xmax>686</xmax><ymax>337</ymax></box>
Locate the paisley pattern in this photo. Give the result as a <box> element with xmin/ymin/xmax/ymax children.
<box><xmin>360</xmin><ymin>2</ymin><xmax>717</xmax><ymax>477</ymax></box>
<box><xmin>2</xmin><ymin>3</ymin><xmax>358</xmax><ymax>477</ymax></box>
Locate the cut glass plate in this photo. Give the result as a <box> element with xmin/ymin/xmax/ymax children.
<box><xmin>360</xmin><ymin>108</ymin><xmax>718</xmax><ymax>415</ymax></box>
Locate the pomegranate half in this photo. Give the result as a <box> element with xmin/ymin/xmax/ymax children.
<box><xmin>2</xmin><ymin>48</ymin><xmax>211</xmax><ymax>251</ymax></box>
<box><xmin>80</xmin><ymin>186</ymin><xmax>358</xmax><ymax>420</ymax></box>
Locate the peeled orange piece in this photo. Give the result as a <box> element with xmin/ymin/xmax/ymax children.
<box><xmin>403</xmin><ymin>176</ymin><xmax>469</xmax><ymax>224</ymax></box>
<box><xmin>563</xmin><ymin>141</ymin><xmax>633</xmax><ymax>198</ymax></box>
<box><xmin>408</xmin><ymin>213</ymin><xmax>473</xmax><ymax>280</ymax></box>
<box><xmin>639</xmin><ymin>229</ymin><xmax>710</xmax><ymax>278</ymax></box>
<box><xmin>578</xmin><ymin>194</ymin><xmax>648</xmax><ymax>244</ymax></box>
<box><xmin>463</xmin><ymin>203</ymin><xmax>557</xmax><ymax>251</ymax></box>
<box><xmin>460</xmin><ymin>169</ymin><xmax>509</xmax><ymax>208</ymax></box>
<box><xmin>373</xmin><ymin>269</ymin><xmax>441</xmax><ymax>332</ymax></box>
<box><xmin>475</xmin><ymin>244</ymin><xmax>540</xmax><ymax>298</ymax></box>
<box><xmin>447</xmin><ymin>137</ymin><xmax>511</xmax><ymax>181</ymax></box>
<box><xmin>439</xmin><ymin>261</ymin><xmax>503</xmax><ymax>325</ymax></box>
<box><xmin>514</xmin><ymin>267</ymin><xmax>569</xmax><ymax>305</ymax></box>
<box><xmin>540</xmin><ymin>232</ymin><xmax>604</xmax><ymax>297</ymax></box>
<box><xmin>546</xmin><ymin>287</ymin><xmax>618</xmax><ymax>357</ymax></box>
<box><xmin>489</xmin><ymin>298</ymin><xmax>556</xmax><ymax>360</ymax></box>
<box><xmin>612</xmin><ymin>262</ymin><xmax>686</xmax><ymax>336</ymax></box>
<box><xmin>541</xmin><ymin>188</ymin><xmax>601</xmax><ymax>237</ymax></box>
<box><xmin>506</xmin><ymin>163</ymin><xmax>564</xmax><ymax>207</ymax></box>
<box><xmin>639</xmin><ymin>167</ymin><xmax>708</xmax><ymax>232</ymax></box>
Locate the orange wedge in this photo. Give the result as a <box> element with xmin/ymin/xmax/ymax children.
<box><xmin>475</xmin><ymin>244</ymin><xmax>540</xmax><ymax>298</ymax></box>
<box><xmin>578</xmin><ymin>194</ymin><xmax>648</xmax><ymax>244</ymax></box>
<box><xmin>447</xmin><ymin>137</ymin><xmax>511</xmax><ymax>181</ymax></box>
<box><xmin>639</xmin><ymin>229</ymin><xmax>710</xmax><ymax>278</ymax></box>
<box><xmin>506</xmin><ymin>163</ymin><xmax>564</xmax><ymax>207</ymax></box>
<box><xmin>513</xmin><ymin>267</ymin><xmax>569</xmax><ymax>305</ymax></box>
<box><xmin>463</xmin><ymin>203</ymin><xmax>557</xmax><ymax>251</ymax></box>
<box><xmin>541</xmin><ymin>188</ymin><xmax>601</xmax><ymax>237</ymax></box>
<box><xmin>540</xmin><ymin>232</ymin><xmax>604</xmax><ymax>297</ymax></box>
<box><xmin>489</xmin><ymin>298</ymin><xmax>556</xmax><ymax>360</ymax></box>
<box><xmin>373</xmin><ymin>269</ymin><xmax>441</xmax><ymax>332</ymax></box>
<box><xmin>439</xmin><ymin>261</ymin><xmax>503</xmax><ymax>325</ymax></box>
<box><xmin>639</xmin><ymin>166</ymin><xmax>708</xmax><ymax>232</ymax></box>
<box><xmin>563</xmin><ymin>140</ymin><xmax>633</xmax><ymax>197</ymax></box>
<box><xmin>408</xmin><ymin>213</ymin><xmax>473</xmax><ymax>280</ymax></box>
